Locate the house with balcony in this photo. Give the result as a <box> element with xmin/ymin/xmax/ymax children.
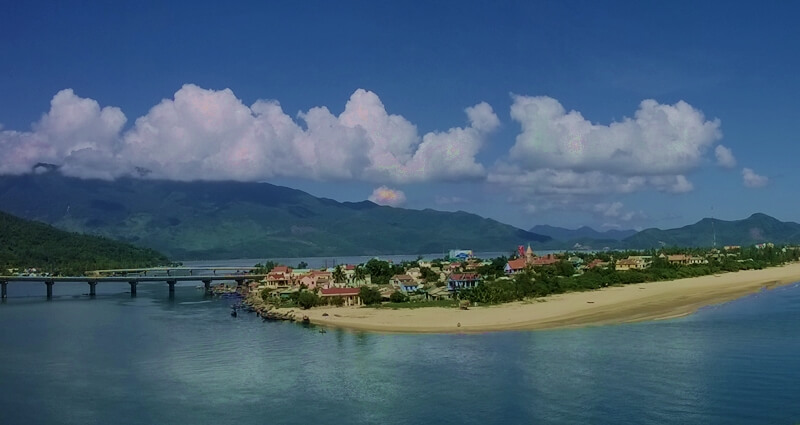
<box><xmin>264</xmin><ymin>272</ymin><xmax>291</xmax><ymax>290</ymax></box>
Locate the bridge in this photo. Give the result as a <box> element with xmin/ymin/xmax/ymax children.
<box><xmin>84</xmin><ymin>266</ymin><xmax>259</xmax><ymax>277</ymax></box>
<box><xmin>0</xmin><ymin>267</ymin><xmax>268</xmax><ymax>299</ymax></box>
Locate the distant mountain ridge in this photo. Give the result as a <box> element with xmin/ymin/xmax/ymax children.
<box><xmin>622</xmin><ymin>213</ymin><xmax>800</xmax><ymax>248</ymax></box>
<box><xmin>530</xmin><ymin>225</ymin><xmax>637</xmax><ymax>241</ymax></box>
<box><xmin>0</xmin><ymin>173</ymin><xmax>550</xmax><ymax>259</ymax></box>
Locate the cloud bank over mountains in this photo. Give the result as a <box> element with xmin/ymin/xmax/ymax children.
<box><xmin>0</xmin><ymin>84</ymin><xmax>763</xmax><ymax>219</ymax></box>
<box><xmin>0</xmin><ymin>85</ymin><xmax>499</xmax><ymax>183</ymax></box>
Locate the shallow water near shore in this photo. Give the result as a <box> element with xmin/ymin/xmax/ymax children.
<box><xmin>2</xmin><ymin>280</ymin><xmax>800</xmax><ymax>424</ymax></box>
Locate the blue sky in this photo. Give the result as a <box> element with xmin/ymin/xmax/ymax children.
<box><xmin>1</xmin><ymin>1</ymin><xmax>798</xmax><ymax>231</ymax></box>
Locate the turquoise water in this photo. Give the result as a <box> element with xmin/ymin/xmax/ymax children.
<box><xmin>2</xmin><ymin>279</ymin><xmax>800</xmax><ymax>424</ymax></box>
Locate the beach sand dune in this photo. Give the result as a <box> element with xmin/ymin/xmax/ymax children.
<box><xmin>282</xmin><ymin>263</ymin><xmax>800</xmax><ymax>333</ymax></box>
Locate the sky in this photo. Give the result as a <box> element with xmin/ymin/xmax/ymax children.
<box><xmin>1</xmin><ymin>0</ymin><xmax>799</xmax><ymax>231</ymax></box>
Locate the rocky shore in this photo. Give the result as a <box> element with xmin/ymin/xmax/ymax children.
<box><xmin>243</xmin><ymin>291</ymin><xmax>309</xmax><ymax>323</ymax></box>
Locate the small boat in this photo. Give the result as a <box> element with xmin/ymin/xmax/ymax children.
<box><xmin>231</xmin><ymin>309</ymin><xmax>238</xmax><ymax>318</ymax></box>
<box><xmin>318</xmin><ymin>329</ymin><xmax>327</xmax><ymax>334</ymax></box>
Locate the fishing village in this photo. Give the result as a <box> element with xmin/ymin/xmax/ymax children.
<box><xmin>224</xmin><ymin>243</ymin><xmax>800</xmax><ymax>332</ymax></box>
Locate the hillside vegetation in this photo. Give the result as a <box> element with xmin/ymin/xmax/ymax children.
<box><xmin>0</xmin><ymin>211</ymin><xmax>169</xmax><ymax>275</ymax></box>
<box><xmin>0</xmin><ymin>173</ymin><xmax>549</xmax><ymax>259</ymax></box>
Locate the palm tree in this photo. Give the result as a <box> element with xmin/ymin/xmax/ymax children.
<box><xmin>332</xmin><ymin>265</ymin><xmax>346</xmax><ymax>284</ymax></box>
<box><xmin>353</xmin><ymin>265</ymin><xmax>366</xmax><ymax>285</ymax></box>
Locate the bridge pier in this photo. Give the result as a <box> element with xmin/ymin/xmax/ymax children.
<box><xmin>1</xmin><ymin>281</ymin><xmax>7</xmax><ymax>299</ymax></box>
<box><xmin>45</xmin><ymin>281</ymin><xmax>54</xmax><ymax>299</ymax></box>
<box><xmin>203</xmin><ymin>279</ymin><xmax>212</xmax><ymax>295</ymax></box>
<box><xmin>129</xmin><ymin>281</ymin><xmax>138</xmax><ymax>297</ymax></box>
<box><xmin>167</xmin><ymin>280</ymin><xmax>177</xmax><ymax>296</ymax></box>
<box><xmin>88</xmin><ymin>281</ymin><xmax>97</xmax><ymax>297</ymax></box>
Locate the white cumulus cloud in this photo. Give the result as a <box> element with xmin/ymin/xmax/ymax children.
<box><xmin>742</xmin><ymin>168</ymin><xmax>768</xmax><ymax>188</ymax></box>
<box><xmin>715</xmin><ymin>144</ymin><xmax>736</xmax><ymax>168</ymax></box>
<box><xmin>0</xmin><ymin>89</ymin><xmax>126</xmax><ymax>179</ymax></box>
<box><xmin>489</xmin><ymin>95</ymin><xmax>722</xmax><ymax>211</ymax></box>
<box><xmin>0</xmin><ymin>85</ymin><xmax>499</xmax><ymax>184</ymax></box>
<box><xmin>368</xmin><ymin>186</ymin><xmax>406</xmax><ymax>206</ymax></box>
<box><xmin>507</xmin><ymin>95</ymin><xmax>721</xmax><ymax>175</ymax></box>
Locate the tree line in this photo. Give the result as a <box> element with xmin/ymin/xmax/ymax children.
<box><xmin>459</xmin><ymin>247</ymin><xmax>800</xmax><ymax>305</ymax></box>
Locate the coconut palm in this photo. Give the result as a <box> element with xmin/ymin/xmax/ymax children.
<box><xmin>353</xmin><ymin>265</ymin><xmax>366</xmax><ymax>284</ymax></box>
<box><xmin>332</xmin><ymin>265</ymin><xmax>346</xmax><ymax>284</ymax></box>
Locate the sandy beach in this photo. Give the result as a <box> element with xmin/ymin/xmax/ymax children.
<box><xmin>279</xmin><ymin>262</ymin><xmax>800</xmax><ymax>333</ymax></box>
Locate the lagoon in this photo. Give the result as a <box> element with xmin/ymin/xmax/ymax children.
<box><xmin>1</xmin><ymin>271</ymin><xmax>800</xmax><ymax>424</ymax></box>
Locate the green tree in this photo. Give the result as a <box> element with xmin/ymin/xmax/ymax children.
<box><xmin>364</xmin><ymin>259</ymin><xmax>393</xmax><ymax>285</ymax></box>
<box><xmin>253</xmin><ymin>261</ymin><xmax>277</xmax><ymax>274</ymax></box>
<box><xmin>389</xmin><ymin>290</ymin><xmax>407</xmax><ymax>303</ymax></box>
<box><xmin>297</xmin><ymin>261</ymin><xmax>308</xmax><ymax>269</ymax></box>
<box><xmin>477</xmin><ymin>256</ymin><xmax>508</xmax><ymax>278</ymax></box>
<box><xmin>419</xmin><ymin>266</ymin><xmax>439</xmax><ymax>283</ymax></box>
<box><xmin>359</xmin><ymin>286</ymin><xmax>383</xmax><ymax>305</ymax></box>
<box><xmin>353</xmin><ymin>266</ymin><xmax>366</xmax><ymax>284</ymax></box>
<box><xmin>297</xmin><ymin>291</ymin><xmax>320</xmax><ymax>309</ymax></box>
<box><xmin>332</xmin><ymin>265</ymin><xmax>346</xmax><ymax>283</ymax></box>
<box><xmin>554</xmin><ymin>260</ymin><xmax>575</xmax><ymax>277</ymax></box>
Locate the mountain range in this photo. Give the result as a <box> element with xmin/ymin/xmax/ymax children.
<box><xmin>0</xmin><ymin>173</ymin><xmax>549</xmax><ymax>259</ymax></box>
<box><xmin>623</xmin><ymin>213</ymin><xmax>800</xmax><ymax>248</ymax></box>
<box><xmin>1</xmin><ymin>172</ymin><xmax>798</xmax><ymax>260</ymax></box>
<box><xmin>529</xmin><ymin>225</ymin><xmax>637</xmax><ymax>242</ymax></box>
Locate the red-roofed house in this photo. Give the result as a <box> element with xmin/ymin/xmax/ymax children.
<box><xmin>504</xmin><ymin>258</ymin><xmax>527</xmax><ymax>274</ymax></box>
<box><xmin>319</xmin><ymin>287</ymin><xmax>362</xmax><ymax>306</ymax></box>
<box><xmin>530</xmin><ymin>254</ymin><xmax>560</xmax><ymax>266</ymax></box>
<box><xmin>448</xmin><ymin>273</ymin><xmax>481</xmax><ymax>292</ymax></box>
<box><xmin>296</xmin><ymin>270</ymin><xmax>334</xmax><ymax>290</ymax></box>
<box><xmin>264</xmin><ymin>272</ymin><xmax>291</xmax><ymax>289</ymax></box>
<box><xmin>271</xmin><ymin>265</ymin><xmax>292</xmax><ymax>274</ymax></box>
<box><xmin>586</xmin><ymin>259</ymin><xmax>609</xmax><ymax>269</ymax></box>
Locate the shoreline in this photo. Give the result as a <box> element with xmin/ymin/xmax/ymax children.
<box><xmin>269</xmin><ymin>262</ymin><xmax>800</xmax><ymax>334</ymax></box>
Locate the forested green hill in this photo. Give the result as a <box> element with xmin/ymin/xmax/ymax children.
<box><xmin>0</xmin><ymin>211</ymin><xmax>169</xmax><ymax>275</ymax></box>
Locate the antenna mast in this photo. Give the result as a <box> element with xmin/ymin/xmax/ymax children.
<box><xmin>711</xmin><ymin>206</ymin><xmax>716</xmax><ymax>248</ymax></box>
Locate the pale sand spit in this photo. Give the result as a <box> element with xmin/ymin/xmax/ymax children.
<box><xmin>275</xmin><ymin>262</ymin><xmax>800</xmax><ymax>334</ymax></box>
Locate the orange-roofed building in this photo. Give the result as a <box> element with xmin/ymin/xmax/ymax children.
<box><xmin>504</xmin><ymin>258</ymin><xmax>527</xmax><ymax>274</ymax></box>
<box><xmin>319</xmin><ymin>287</ymin><xmax>362</xmax><ymax>306</ymax></box>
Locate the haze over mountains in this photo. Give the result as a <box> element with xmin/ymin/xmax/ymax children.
<box><xmin>1</xmin><ymin>173</ymin><xmax>798</xmax><ymax>259</ymax></box>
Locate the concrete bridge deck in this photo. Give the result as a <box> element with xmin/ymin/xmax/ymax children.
<box><xmin>84</xmin><ymin>266</ymin><xmax>260</xmax><ymax>276</ymax></box>
<box><xmin>0</xmin><ymin>274</ymin><xmax>268</xmax><ymax>299</ymax></box>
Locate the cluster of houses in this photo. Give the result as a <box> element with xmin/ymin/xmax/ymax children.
<box><xmin>250</xmin><ymin>243</ymin><xmax>779</xmax><ymax>307</ymax></box>
<box><xmin>500</xmin><ymin>244</ymin><xmax>763</xmax><ymax>276</ymax></box>
<box><xmin>253</xmin><ymin>257</ymin><xmax>486</xmax><ymax>306</ymax></box>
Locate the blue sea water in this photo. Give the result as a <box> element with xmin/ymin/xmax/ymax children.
<box><xmin>2</xmin><ymin>278</ymin><xmax>800</xmax><ymax>424</ymax></box>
